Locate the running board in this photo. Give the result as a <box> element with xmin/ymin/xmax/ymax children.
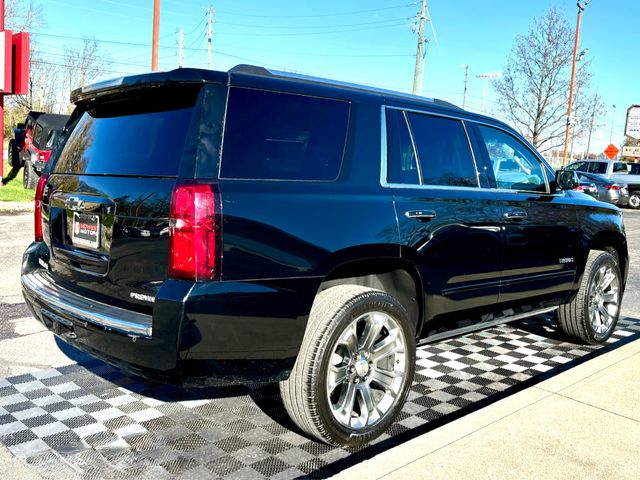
<box><xmin>417</xmin><ymin>306</ymin><xmax>559</xmax><ymax>346</ymax></box>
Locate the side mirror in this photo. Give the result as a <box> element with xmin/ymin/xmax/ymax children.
<box><xmin>556</xmin><ymin>170</ymin><xmax>579</xmax><ymax>190</ymax></box>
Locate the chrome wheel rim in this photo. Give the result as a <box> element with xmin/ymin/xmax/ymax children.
<box><xmin>326</xmin><ymin>311</ymin><xmax>407</xmax><ymax>430</ymax></box>
<box><xmin>630</xmin><ymin>195</ymin><xmax>640</xmax><ymax>208</ymax></box>
<box><xmin>588</xmin><ymin>263</ymin><xmax>620</xmax><ymax>337</ymax></box>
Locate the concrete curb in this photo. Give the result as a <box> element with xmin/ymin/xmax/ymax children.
<box><xmin>0</xmin><ymin>201</ymin><xmax>33</xmax><ymax>213</ymax></box>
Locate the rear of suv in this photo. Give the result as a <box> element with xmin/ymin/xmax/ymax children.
<box><xmin>22</xmin><ymin>66</ymin><xmax>628</xmax><ymax>447</ymax></box>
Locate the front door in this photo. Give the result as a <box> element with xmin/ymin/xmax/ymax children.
<box><xmin>472</xmin><ymin>124</ymin><xmax>579</xmax><ymax>305</ymax></box>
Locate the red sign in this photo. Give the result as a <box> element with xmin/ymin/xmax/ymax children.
<box><xmin>604</xmin><ymin>144</ymin><xmax>620</xmax><ymax>160</ymax></box>
<box><xmin>11</xmin><ymin>32</ymin><xmax>29</xmax><ymax>95</ymax></box>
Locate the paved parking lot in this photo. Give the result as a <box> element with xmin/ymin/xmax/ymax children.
<box><xmin>1</xmin><ymin>210</ymin><xmax>639</xmax><ymax>479</ymax></box>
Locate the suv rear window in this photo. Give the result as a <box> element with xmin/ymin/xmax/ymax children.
<box><xmin>53</xmin><ymin>89</ymin><xmax>199</xmax><ymax>177</ymax></box>
<box><xmin>220</xmin><ymin>88</ymin><xmax>349</xmax><ymax>181</ymax></box>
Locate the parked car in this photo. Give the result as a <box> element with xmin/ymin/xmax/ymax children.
<box><xmin>22</xmin><ymin>66</ymin><xmax>628</xmax><ymax>447</ymax></box>
<box><xmin>612</xmin><ymin>163</ymin><xmax>640</xmax><ymax>209</ymax></box>
<box><xmin>565</xmin><ymin>159</ymin><xmax>640</xmax><ymax>209</ymax></box>
<box><xmin>565</xmin><ymin>159</ymin><xmax>629</xmax><ymax>178</ymax></box>
<box><xmin>22</xmin><ymin>113</ymin><xmax>69</xmax><ymax>189</ymax></box>
<box><xmin>574</xmin><ymin>171</ymin><xmax>629</xmax><ymax>206</ymax></box>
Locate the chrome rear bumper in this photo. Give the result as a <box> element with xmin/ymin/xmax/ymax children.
<box><xmin>22</xmin><ymin>270</ymin><xmax>152</xmax><ymax>338</ymax></box>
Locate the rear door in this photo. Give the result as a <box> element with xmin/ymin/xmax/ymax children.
<box><xmin>472</xmin><ymin>124</ymin><xmax>579</xmax><ymax>304</ymax></box>
<box><xmin>43</xmin><ymin>85</ymin><xmax>204</xmax><ymax>312</ymax></box>
<box><xmin>385</xmin><ymin>107</ymin><xmax>503</xmax><ymax>325</ymax></box>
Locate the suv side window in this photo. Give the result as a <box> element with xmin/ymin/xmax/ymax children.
<box><xmin>476</xmin><ymin>125</ymin><xmax>547</xmax><ymax>193</ymax></box>
<box><xmin>405</xmin><ymin>112</ymin><xmax>478</xmax><ymax>187</ymax></box>
<box><xmin>386</xmin><ymin>109</ymin><xmax>420</xmax><ymax>184</ymax></box>
<box><xmin>565</xmin><ymin>161</ymin><xmax>585</xmax><ymax>171</ymax></box>
<box><xmin>220</xmin><ymin>88</ymin><xmax>350</xmax><ymax>181</ymax></box>
<box><xmin>613</xmin><ymin>162</ymin><xmax>629</xmax><ymax>173</ymax></box>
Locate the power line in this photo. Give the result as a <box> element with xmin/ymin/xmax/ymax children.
<box><xmin>215</xmin><ymin>3</ymin><xmax>417</xmax><ymax>19</ymax></box>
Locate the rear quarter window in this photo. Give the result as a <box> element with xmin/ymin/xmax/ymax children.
<box><xmin>220</xmin><ymin>88</ymin><xmax>350</xmax><ymax>181</ymax></box>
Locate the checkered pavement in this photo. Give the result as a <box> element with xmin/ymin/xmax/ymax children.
<box><xmin>1</xmin><ymin>315</ymin><xmax>639</xmax><ymax>479</ymax></box>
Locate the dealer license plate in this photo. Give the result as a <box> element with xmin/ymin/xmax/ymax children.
<box><xmin>72</xmin><ymin>213</ymin><xmax>100</xmax><ymax>249</ymax></box>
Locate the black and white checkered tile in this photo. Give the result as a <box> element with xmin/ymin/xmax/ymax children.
<box><xmin>1</xmin><ymin>315</ymin><xmax>639</xmax><ymax>479</ymax></box>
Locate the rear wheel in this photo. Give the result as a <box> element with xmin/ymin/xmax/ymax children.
<box><xmin>23</xmin><ymin>161</ymin><xmax>37</xmax><ymax>189</ymax></box>
<box><xmin>8</xmin><ymin>140</ymin><xmax>19</xmax><ymax>168</ymax></box>
<box><xmin>628</xmin><ymin>191</ymin><xmax>640</xmax><ymax>209</ymax></box>
<box><xmin>557</xmin><ymin>251</ymin><xmax>621</xmax><ymax>344</ymax></box>
<box><xmin>280</xmin><ymin>285</ymin><xmax>416</xmax><ymax>447</ymax></box>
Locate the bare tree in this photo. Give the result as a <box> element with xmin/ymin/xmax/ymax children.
<box><xmin>5</xmin><ymin>0</ymin><xmax>43</xmax><ymax>31</ymax></box>
<box><xmin>63</xmin><ymin>38</ymin><xmax>108</xmax><ymax>93</ymax></box>
<box><xmin>492</xmin><ymin>8</ymin><xmax>597</xmax><ymax>153</ymax></box>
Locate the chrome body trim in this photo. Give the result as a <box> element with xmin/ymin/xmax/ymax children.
<box><xmin>22</xmin><ymin>270</ymin><xmax>153</xmax><ymax>338</ymax></box>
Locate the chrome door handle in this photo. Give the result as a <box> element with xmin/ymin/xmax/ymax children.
<box><xmin>405</xmin><ymin>210</ymin><xmax>437</xmax><ymax>222</ymax></box>
<box><xmin>504</xmin><ymin>210</ymin><xmax>527</xmax><ymax>220</ymax></box>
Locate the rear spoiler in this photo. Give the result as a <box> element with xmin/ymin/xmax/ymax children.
<box><xmin>70</xmin><ymin>68</ymin><xmax>227</xmax><ymax>104</ymax></box>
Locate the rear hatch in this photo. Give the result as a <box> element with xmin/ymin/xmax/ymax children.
<box><xmin>43</xmin><ymin>85</ymin><xmax>202</xmax><ymax>313</ymax></box>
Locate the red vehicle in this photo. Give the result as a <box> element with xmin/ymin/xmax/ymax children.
<box><xmin>8</xmin><ymin>112</ymin><xmax>69</xmax><ymax>189</ymax></box>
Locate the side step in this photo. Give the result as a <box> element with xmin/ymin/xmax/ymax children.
<box><xmin>418</xmin><ymin>306</ymin><xmax>558</xmax><ymax>346</ymax></box>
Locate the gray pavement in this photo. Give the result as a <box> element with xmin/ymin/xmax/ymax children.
<box><xmin>0</xmin><ymin>209</ymin><xmax>639</xmax><ymax>479</ymax></box>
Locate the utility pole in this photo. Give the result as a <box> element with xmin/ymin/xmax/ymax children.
<box><xmin>178</xmin><ymin>28</ymin><xmax>184</xmax><ymax>67</ymax></box>
<box><xmin>585</xmin><ymin>107</ymin><xmax>596</xmax><ymax>160</ymax></box>
<box><xmin>412</xmin><ymin>0</ymin><xmax>427</xmax><ymax>95</ymax></box>
<box><xmin>151</xmin><ymin>0</ymin><xmax>161</xmax><ymax>71</ymax></box>
<box><xmin>207</xmin><ymin>5</ymin><xmax>213</xmax><ymax>68</ymax></box>
<box><xmin>562</xmin><ymin>0</ymin><xmax>590</xmax><ymax>166</ymax></box>
<box><xmin>461</xmin><ymin>65</ymin><xmax>469</xmax><ymax>109</ymax></box>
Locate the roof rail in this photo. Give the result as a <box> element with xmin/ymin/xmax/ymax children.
<box><xmin>227</xmin><ymin>64</ymin><xmax>454</xmax><ymax>107</ymax></box>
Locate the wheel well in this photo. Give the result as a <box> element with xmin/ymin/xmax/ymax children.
<box><xmin>590</xmin><ymin>234</ymin><xmax>627</xmax><ymax>279</ymax></box>
<box><xmin>318</xmin><ymin>259</ymin><xmax>422</xmax><ymax>336</ymax></box>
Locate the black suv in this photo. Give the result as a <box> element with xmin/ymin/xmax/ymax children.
<box><xmin>22</xmin><ymin>66</ymin><xmax>628</xmax><ymax>447</ymax></box>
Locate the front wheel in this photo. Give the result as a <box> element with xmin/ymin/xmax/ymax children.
<box><xmin>628</xmin><ymin>191</ymin><xmax>640</xmax><ymax>209</ymax></box>
<box><xmin>280</xmin><ymin>285</ymin><xmax>416</xmax><ymax>447</ymax></box>
<box><xmin>557</xmin><ymin>251</ymin><xmax>622</xmax><ymax>344</ymax></box>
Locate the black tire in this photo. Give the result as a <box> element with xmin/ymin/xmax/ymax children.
<box><xmin>557</xmin><ymin>251</ymin><xmax>622</xmax><ymax>344</ymax></box>
<box><xmin>279</xmin><ymin>285</ymin><xmax>416</xmax><ymax>447</ymax></box>
<box><xmin>23</xmin><ymin>161</ymin><xmax>37</xmax><ymax>189</ymax></box>
<box><xmin>628</xmin><ymin>191</ymin><xmax>640</xmax><ymax>210</ymax></box>
<box><xmin>8</xmin><ymin>139</ymin><xmax>19</xmax><ymax>168</ymax></box>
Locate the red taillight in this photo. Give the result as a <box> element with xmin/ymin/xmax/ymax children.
<box><xmin>168</xmin><ymin>182</ymin><xmax>220</xmax><ymax>281</ymax></box>
<box><xmin>606</xmin><ymin>184</ymin><xmax>621</xmax><ymax>191</ymax></box>
<box><xmin>573</xmin><ymin>185</ymin><xmax>585</xmax><ymax>192</ymax></box>
<box><xmin>34</xmin><ymin>174</ymin><xmax>49</xmax><ymax>242</ymax></box>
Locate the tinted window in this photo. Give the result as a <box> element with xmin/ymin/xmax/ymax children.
<box><xmin>221</xmin><ymin>88</ymin><xmax>349</xmax><ymax>181</ymax></box>
<box><xmin>406</xmin><ymin>113</ymin><xmax>477</xmax><ymax>187</ymax></box>
<box><xmin>477</xmin><ymin>125</ymin><xmax>546</xmax><ymax>192</ymax></box>
<box><xmin>613</xmin><ymin>162</ymin><xmax>629</xmax><ymax>173</ymax></box>
<box><xmin>386</xmin><ymin>109</ymin><xmax>419</xmax><ymax>184</ymax></box>
<box><xmin>54</xmin><ymin>90</ymin><xmax>198</xmax><ymax>177</ymax></box>
<box><xmin>565</xmin><ymin>162</ymin><xmax>584</xmax><ymax>171</ymax></box>
<box><xmin>587</xmin><ymin>162</ymin><xmax>607</xmax><ymax>174</ymax></box>
<box><xmin>630</xmin><ymin>164</ymin><xmax>640</xmax><ymax>175</ymax></box>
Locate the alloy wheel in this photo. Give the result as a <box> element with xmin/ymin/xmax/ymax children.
<box><xmin>326</xmin><ymin>311</ymin><xmax>408</xmax><ymax>430</ymax></box>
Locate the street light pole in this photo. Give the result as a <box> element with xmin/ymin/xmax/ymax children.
<box><xmin>562</xmin><ymin>0</ymin><xmax>590</xmax><ymax>167</ymax></box>
<box><xmin>475</xmin><ymin>72</ymin><xmax>501</xmax><ymax>113</ymax></box>
<box><xmin>610</xmin><ymin>104</ymin><xmax>616</xmax><ymax>144</ymax></box>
